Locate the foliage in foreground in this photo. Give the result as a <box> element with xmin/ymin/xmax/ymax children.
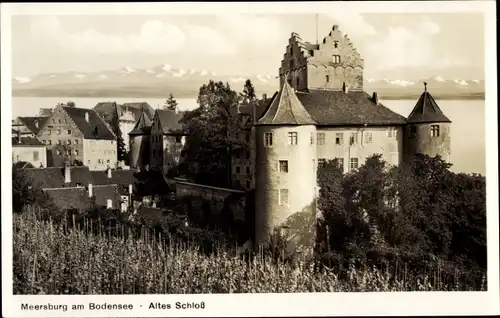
<box><xmin>13</xmin><ymin>211</ymin><xmax>486</xmax><ymax>295</ymax></box>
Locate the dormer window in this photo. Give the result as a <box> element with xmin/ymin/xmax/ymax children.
<box><xmin>333</xmin><ymin>55</ymin><xmax>341</xmax><ymax>64</ymax></box>
<box><xmin>334</xmin><ymin>41</ymin><xmax>339</xmax><ymax>49</ymax></box>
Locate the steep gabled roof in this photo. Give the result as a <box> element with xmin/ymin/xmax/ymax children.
<box><xmin>63</xmin><ymin>106</ymin><xmax>115</xmax><ymax>140</ymax></box>
<box><xmin>256</xmin><ymin>81</ymin><xmax>317</xmax><ymax>126</ymax></box>
<box><xmin>406</xmin><ymin>84</ymin><xmax>452</xmax><ymax>124</ymax></box>
<box><xmin>296</xmin><ymin>90</ymin><xmax>407</xmax><ymax>126</ymax></box>
<box><xmin>17</xmin><ymin>116</ymin><xmax>49</xmax><ymax>135</ymax></box>
<box><xmin>156</xmin><ymin>109</ymin><xmax>184</xmax><ymax>134</ymax></box>
<box><xmin>12</xmin><ymin>136</ymin><xmax>45</xmax><ymax>146</ymax></box>
<box><xmin>129</xmin><ymin>109</ymin><xmax>152</xmax><ymax>136</ymax></box>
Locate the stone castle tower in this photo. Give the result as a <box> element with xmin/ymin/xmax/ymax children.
<box><xmin>403</xmin><ymin>82</ymin><xmax>452</xmax><ymax>163</ymax></box>
<box><xmin>254</xmin><ymin>81</ymin><xmax>318</xmax><ymax>251</ymax></box>
<box><xmin>279</xmin><ymin>25</ymin><xmax>364</xmax><ymax>93</ymax></box>
<box><xmin>128</xmin><ymin>108</ymin><xmax>151</xmax><ymax>169</ymax></box>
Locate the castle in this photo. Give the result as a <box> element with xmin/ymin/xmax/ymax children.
<box><xmin>123</xmin><ymin>24</ymin><xmax>452</xmax><ymax>250</ymax></box>
<box><xmin>249</xmin><ymin>25</ymin><xmax>452</xmax><ymax>249</ymax></box>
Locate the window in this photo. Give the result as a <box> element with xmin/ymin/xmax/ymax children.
<box><xmin>246</xmin><ymin>181</ymin><xmax>251</xmax><ymax>189</ymax></box>
<box><xmin>310</xmin><ymin>132</ymin><xmax>315</xmax><ymax>144</ymax></box>
<box><xmin>287</xmin><ymin>78</ymin><xmax>292</xmax><ymax>86</ymax></box>
<box><xmin>58</xmin><ymin>119</ymin><xmax>61</xmax><ymax>124</ymax></box>
<box><xmin>279</xmin><ymin>160</ymin><xmax>288</xmax><ymax>173</ymax></box>
<box><xmin>410</xmin><ymin>126</ymin><xmax>417</xmax><ymax>138</ymax></box>
<box><xmin>74</xmin><ymin>150</ymin><xmax>79</xmax><ymax>156</ymax></box>
<box><xmin>264</xmin><ymin>132</ymin><xmax>273</xmax><ymax>147</ymax></box>
<box><xmin>296</xmin><ymin>77</ymin><xmax>300</xmax><ymax>88</ymax></box>
<box><xmin>175</xmin><ymin>136</ymin><xmax>182</xmax><ymax>143</ymax></box>
<box><xmin>365</xmin><ymin>132</ymin><xmax>373</xmax><ymax>143</ymax></box>
<box><xmin>317</xmin><ymin>133</ymin><xmax>325</xmax><ymax>145</ymax></box>
<box><xmin>66</xmin><ymin>149</ymin><xmax>71</xmax><ymax>156</ymax></box>
<box><xmin>350</xmin><ymin>158</ymin><xmax>359</xmax><ymax>170</ymax></box>
<box><xmin>42</xmin><ymin>140</ymin><xmax>46</xmax><ymax>144</ymax></box>
<box><xmin>431</xmin><ymin>125</ymin><xmax>440</xmax><ymax>137</ymax></box>
<box><xmin>57</xmin><ymin>129</ymin><xmax>61</xmax><ymax>135</ymax></box>
<box><xmin>52</xmin><ymin>119</ymin><xmax>55</xmax><ymax>124</ymax></box>
<box><xmin>387</xmin><ymin>127</ymin><xmax>396</xmax><ymax>138</ymax></box>
<box><xmin>333</xmin><ymin>55</ymin><xmax>341</xmax><ymax>64</ymax></box>
<box><xmin>33</xmin><ymin>151</ymin><xmax>39</xmax><ymax>161</ymax></box>
<box><xmin>67</xmin><ymin>140</ymin><xmax>72</xmax><ymax>145</ymax></box>
<box><xmin>57</xmin><ymin>140</ymin><xmax>61</xmax><ymax>145</ymax></box>
<box><xmin>236</xmin><ymin>166</ymin><xmax>240</xmax><ymax>173</ymax></box>
<box><xmin>334</xmin><ymin>41</ymin><xmax>339</xmax><ymax>49</ymax></box>
<box><xmin>279</xmin><ymin>189</ymin><xmax>289</xmax><ymax>206</ymax></box>
<box><xmin>87</xmin><ymin>160</ymin><xmax>91</xmax><ymax>165</ymax></box>
<box><xmin>56</xmin><ymin>150</ymin><xmax>61</xmax><ymax>156</ymax></box>
<box><xmin>335</xmin><ymin>158</ymin><xmax>344</xmax><ymax>169</ymax></box>
<box><xmin>335</xmin><ymin>133</ymin><xmax>344</xmax><ymax>145</ymax></box>
<box><xmin>47</xmin><ymin>140</ymin><xmax>52</xmax><ymax>145</ymax></box>
<box><xmin>75</xmin><ymin>139</ymin><xmax>79</xmax><ymax>145</ymax></box>
<box><xmin>67</xmin><ymin>129</ymin><xmax>72</xmax><ymax>135</ymax></box>
<box><xmin>246</xmin><ymin>166</ymin><xmax>250</xmax><ymax>174</ymax></box>
<box><xmin>288</xmin><ymin>132</ymin><xmax>298</xmax><ymax>145</ymax></box>
<box><xmin>318</xmin><ymin>158</ymin><xmax>326</xmax><ymax>168</ymax></box>
<box><xmin>349</xmin><ymin>133</ymin><xmax>358</xmax><ymax>145</ymax></box>
<box><xmin>107</xmin><ymin>159</ymin><xmax>110</xmax><ymax>164</ymax></box>
<box><xmin>326</xmin><ymin>75</ymin><xmax>330</xmax><ymax>83</ymax></box>
<box><xmin>106</xmin><ymin>199</ymin><xmax>113</xmax><ymax>209</ymax></box>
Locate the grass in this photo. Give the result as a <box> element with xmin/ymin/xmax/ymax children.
<box><xmin>13</xmin><ymin>210</ymin><xmax>485</xmax><ymax>294</ymax></box>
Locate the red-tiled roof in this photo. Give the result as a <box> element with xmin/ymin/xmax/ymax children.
<box><xmin>406</xmin><ymin>87</ymin><xmax>452</xmax><ymax>124</ymax></box>
<box><xmin>156</xmin><ymin>109</ymin><xmax>184</xmax><ymax>134</ymax></box>
<box><xmin>63</xmin><ymin>106</ymin><xmax>115</xmax><ymax>140</ymax></box>
<box><xmin>256</xmin><ymin>81</ymin><xmax>317</xmax><ymax>126</ymax></box>
<box><xmin>11</xmin><ymin>136</ymin><xmax>45</xmax><ymax>146</ymax></box>
<box><xmin>22</xmin><ymin>166</ymin><xmax>93</xmax><ymax>189</ymax></box>
<box><xmin>129</xmin><ymin>109</ymin><xmax>152</xmax><ymax>136</ymax></box>
<box><xmin>44</xmin><ymin>187</ymin><xmax>92</xmax><ymax>211</ymax></box>
<box><xmin>17</xmin><ymin>116</ymin><xmax>49</xmax><ymax>135</ymax></box>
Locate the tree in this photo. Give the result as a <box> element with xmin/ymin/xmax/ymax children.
<box><xmin>239</xmin><ymin>79</ymin><xmax>257</xmax><ymax>105</ymax></box>
<box><xmin>180</xmin><ymin>80</ymin><xmax>241</xmax><ymax>187</ymax></box>
<box><xmin>110</xmin><ymin>107</ymin><xmax>128</xmax><ymax>164</ymax></box>
<box><xmin>164</xmin><ymin>93</ymin><xmax>178</xmax><ymax>111</ymax></box>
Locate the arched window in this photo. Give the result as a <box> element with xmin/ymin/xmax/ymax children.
<box><xmin>333</xmin><ymin>55</ymin><xmax>341</xmax><ymax>64</ymax></box>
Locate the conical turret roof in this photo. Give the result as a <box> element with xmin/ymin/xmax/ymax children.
<box><xmin>129</xmin><ymin>108</ymin><xmax>152</xmax><ymax>135</ymax></box>
<box><xmin>406</xmin><ymin>82</ymin><xmax>451</xmax><ymax>124</ymax></box>
<box><xmin>255</xmin><ymin>81</ymin><xmax>317</xmax><ymax>126</ymax></box>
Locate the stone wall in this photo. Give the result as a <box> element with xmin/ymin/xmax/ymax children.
<box><xmin>175</xmin><ymin>179</ymin><xmax>246</xmax><ymax>222</ymax></box>
<box><xmin>403</xmin><ymin>122</ymin><xmax>452</xmax><ymax>163</ymax></box>
<box><xmin>316</xmin><ymin>125</ymin><xmax>404</xmax><ymax>172</ymax></box>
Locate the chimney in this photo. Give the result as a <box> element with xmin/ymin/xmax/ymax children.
<box><xmin>262</xmin><ymin>93</ymin><xmax>267</xmax><ymax>100</ymax></box>
<box><xmin>17</xmin><ymin>130</ymin><xmax>22</xmax><ymax>144</ymax></box>
<box><xmin>342</xmin><ymin>82</ymin><xmax>349</xmax><ymax>94</ymax></box>
<box><xmin>107</xmin><ymin>167</ymin><xmax>112</xmax><ymax>179</ymax></box>
<box><xmin>128</xmin><ymin>183</ymin><xmax>133</xmax><ymax>195</ymax></box>
<box><xmin>372</xmin><ymin>92</ymin><xmax>379</xmax><ymax>105</ymax></box>
<box><xmin>88</xmin><ymin>183</ymin><xmax>93</xmax><ymax>198</ymax></box>
<box><xmin>85</xmin><ymin>112</ymin><xmax>89</xmax><ymax>122</ymax></box>
<box><xmin>64</xmin><ymin>163</ymin><xmax>71</xmax><ymax>184</ymax></box>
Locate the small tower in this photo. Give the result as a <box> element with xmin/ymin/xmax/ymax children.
<box><xmin>254</xmin><ymin>81</ymin><xmax>318</xmax><ymax>253</ymax></box>
<box><xmin>403</xmin><ymin>82</ymin><xmax>452</xmax><ymax>163</ymax></box>
<box><xmin>128</xmin><ymin>109</ymin><xmax>152</xmax><ymax>169</ymax></box>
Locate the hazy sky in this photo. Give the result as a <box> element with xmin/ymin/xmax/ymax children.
<box><xmin>11</xmin><ymin>12</ymin><xmax>484</xmax><ymax>80</ymax></box>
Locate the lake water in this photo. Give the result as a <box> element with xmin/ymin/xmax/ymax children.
<box><xmin>11</xmin><ymin>96</ymin><xmax>486</xmax><ymax>175</ymax></box>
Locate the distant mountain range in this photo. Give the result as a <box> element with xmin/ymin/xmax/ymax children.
<box><xmin>12</xmin><ymin>65</ymin><xmax>485</xmax><ymax>100</ymax></box>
